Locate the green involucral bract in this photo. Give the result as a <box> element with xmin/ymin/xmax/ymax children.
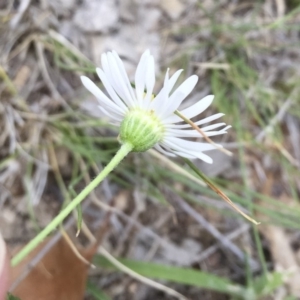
<box><xmin>119</xmin><ymin>109</ymin><xmax>164</xmax><ymax>152</ymax></box>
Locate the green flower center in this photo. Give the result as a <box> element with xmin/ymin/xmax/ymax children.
<box><xmin>119</xmin><ymin>109</ymin><xmax>165</xmax><ymax>152</ymax></box>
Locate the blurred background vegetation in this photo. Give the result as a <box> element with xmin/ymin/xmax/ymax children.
<box><xmin>1</xmin><ymin>0</ymin><xmax>300</xmax><ymax>299</ymax></box>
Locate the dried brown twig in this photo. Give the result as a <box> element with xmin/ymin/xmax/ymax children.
<box><xmin>175</xmin><ymin>110</ymin><xmax>232</xmax><ymax>156</ymax></box>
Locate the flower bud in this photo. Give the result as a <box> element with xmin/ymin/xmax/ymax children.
<box><xmin>119</xmin><ymin>109</ymin><xmax>164</xmax><ymax>152</ymax></box>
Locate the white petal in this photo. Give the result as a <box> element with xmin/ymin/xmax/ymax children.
<box><xmin>183</xmin><ymin>151</ymin><xmax>213</xmax><ymax>163</ymax></box>
<box><xmin>166</xmin><ymin>113</ymin><xmax>225</xmax><ymax>128</ymax></box>
<box><xmin>165</xmin><ymin>129</ymin><xmax>195</xmax><ymax>137</ymax></box>
<box><xmin>165</xmin><ymin>127</ymin><xmax>228</xmax><ymax>138</ymax></box>
<box><xmin>172</xmin><ymin>151</ymin><xmax>196</xmax><ymax>159</ymax></box>
<box><xmin>101</xmin><ymin>53</ymin><xmax>131</xmax><ymax>106</ymax></box>
<box><xmin>166</xmin><ymin>130</ymin><xmax>228</xmax><ymax>138</ymax></box>
<box><xmin>150</xmin><ymin>70</ymin><xmax>169</xmax><ymax>112</ymax></box>
<box><xmin>101</xmin><ymin>53</ymin><xmax>114</xmax><ymax>85</ymax></box>
<box><xmin>135</xmin><ymin>50</ymin><xmax>150</xmax><ymax>103</ymax></box>
<box><xmin>80</xmin><ymin>76</ymin><xmax>125</xmax><ymax>114</ymax></box>
<box><xmin>111</xmin><ymin>51</ymin><xmax>137</xmax><ymax>103</ymax></box>
<box><xmin>107</xmin><ymin>52</ymin><xmax>136</xmax><ymax>107</ymax></box>
<box><xmin>166</xmin><ymin>69</ymin><xmax>183</xmax><ymax>94</ymax></box>
<box><xmin>146</xmin><ymin>56</ymin><xmax>155</xmax><ymax>95</ymax></box>
<box><xmin>143</xmin><ymin>55</ymin><xmax>156</xmax><ymax>109</ymax></box>
<box><xmin>200</xmin><ymin>125</ymin><xmax>231</xmax><ymax>136</ymax></box>
<box><xmin>162</xmin><ymin>138</ymin><xmax>214</xmax><ymax>163</ymax></box>
<box><xmin>161</xmin><ymin>75</ymin><xmax>198</xmax><ymax>118</ymax></box>
<box><xmin>201</xmin><ymin>123</ymin><xmax>226</xmax><ymax>132</ymax></box>
<box><xmin>96</xmin><ymin>68</ymin><xmax>128</xmax><ymax>111</ymax></box>
<box><xmin>154</xmin><ymin>144</ymin><xmax>176</xmax><ymax>157</ymax></box>
<box><xmin>101</xmin><ymin>53</ymin><xmax>131</xmax><ymax>107</ymax></box>
<box><xmin>164</xmin><ymin>68</ymin><xmax>170</xmax><ymax>86</ymax></box>
<box><xmin>98</xmin><ymin>106</ymin><xmax>123</xmax><ymax>123</ymax></box>
<box><xmin>163</xmin><ymin>136</ymin><xmax>222</xmax><ymax>152</ymax></box>
<box><xmin>181</xmin><ymin>95</ymin><xmax>214</xmax><ymax>119</ymax></box>
<box><xmin>163</xmin><ymin>146</ymin><xmax>196</xmax><ymax>159</ymax></box>
<box><xmin>175</xmin><ymin>150</ymin><xmax>213</xmax><ymax>163</ymax></box>
<box><xmin>196</xmin><ymin>113</ymin><xmax>225</xmax><ymax>126</ymax></box>
<box><xmin>154</xmin><ymin>69</ymin><xmax>183</xmax><ymax>117</ymax></box>
<box><xmin>199</xmin><ymin>130</ymin><xmax>228</xmax><ymax>137</ymax></box>
<box><xmin>164</xmin><ymin>95</ymin><xmax>214</xmax><ymax>124</ymax></box>
<box><xmin>222</xmin><ymin>125</ymin><xmax>231</xmax><ymax>131</ymax></box>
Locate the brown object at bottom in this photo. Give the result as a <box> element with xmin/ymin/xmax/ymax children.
<box><xmin>9</xmin><ymin>238</ymin><xmax>95</xmax><ymax>300</ymax></box>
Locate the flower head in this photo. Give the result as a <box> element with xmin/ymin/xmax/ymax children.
<box><xmin>81</xmin><ymin>50</ymin><xmax>230</xmax><ymax>163</ymax></box>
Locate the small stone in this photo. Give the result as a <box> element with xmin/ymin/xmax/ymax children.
<box><xmin>74</xmin><ymin>0</ymin><xmax>119</xmax><ymax>33</ymax></box>
<box><xmin>119</xmin><ymin>0</ymin><xmax>138</xmax><ymax>22</ymax></box>
<box><xmin>49</xmin><ymin>0</ymin><xmax>76</xmax><ymax>17</ymax></box>
<box><xmin>156</xmin><ymin>238</ymin><xmax>202</xmax><ymax>266</ymax></box>
<box><xmin>160</xmin><ymin>0</ymin><xmax>185</xmax><ymax>20</ymax></box>
<box><xmin>139</xmin><ymin>7</ymin><xmax>161</xmax><ymax>31</ymax></box>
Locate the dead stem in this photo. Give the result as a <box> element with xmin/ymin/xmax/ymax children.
<box><xmin>184</xmin><ymin>159</ymin><xmax>260</xmax><ymax>225</ymax></box>
<box><xmin>175</xmin><ymin>110</ymin><xmax>232</xmax><ymax>156</ymax></box>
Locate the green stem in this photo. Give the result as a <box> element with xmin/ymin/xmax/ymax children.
<box><xmin>11</xmin><ymin>142</ymin><xmax>133</xmax><ymax>267</ymax></box>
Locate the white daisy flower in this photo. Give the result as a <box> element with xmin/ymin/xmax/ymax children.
<box><xmin>81</xmin><ymin>50</ymin><xmax>230</xmax><ymax>164</ymax></box>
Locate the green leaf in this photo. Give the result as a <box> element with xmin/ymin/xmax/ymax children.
<box><xmin>252</xmin><ymin>272</ymin><xmax>287</xmax><ymax>296</ymax></box>
<box><xmin>6</xmin><ymin>293</ymin><xmax>21</xmax><ymax>300</ymax></box>
<box><xmin>76</xmin><ymin>203</ymin><xmax>83</xmax><ymax>234</ymax></box>
<box><xmin>94</xmin><ymin>255</ymin><xmax>248</xmax><ymax>297</ymax></box>
<box><xmin>86</xmin><ymin>281</ymin><xmax>111</xmax><ymax>300</ymax></box>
